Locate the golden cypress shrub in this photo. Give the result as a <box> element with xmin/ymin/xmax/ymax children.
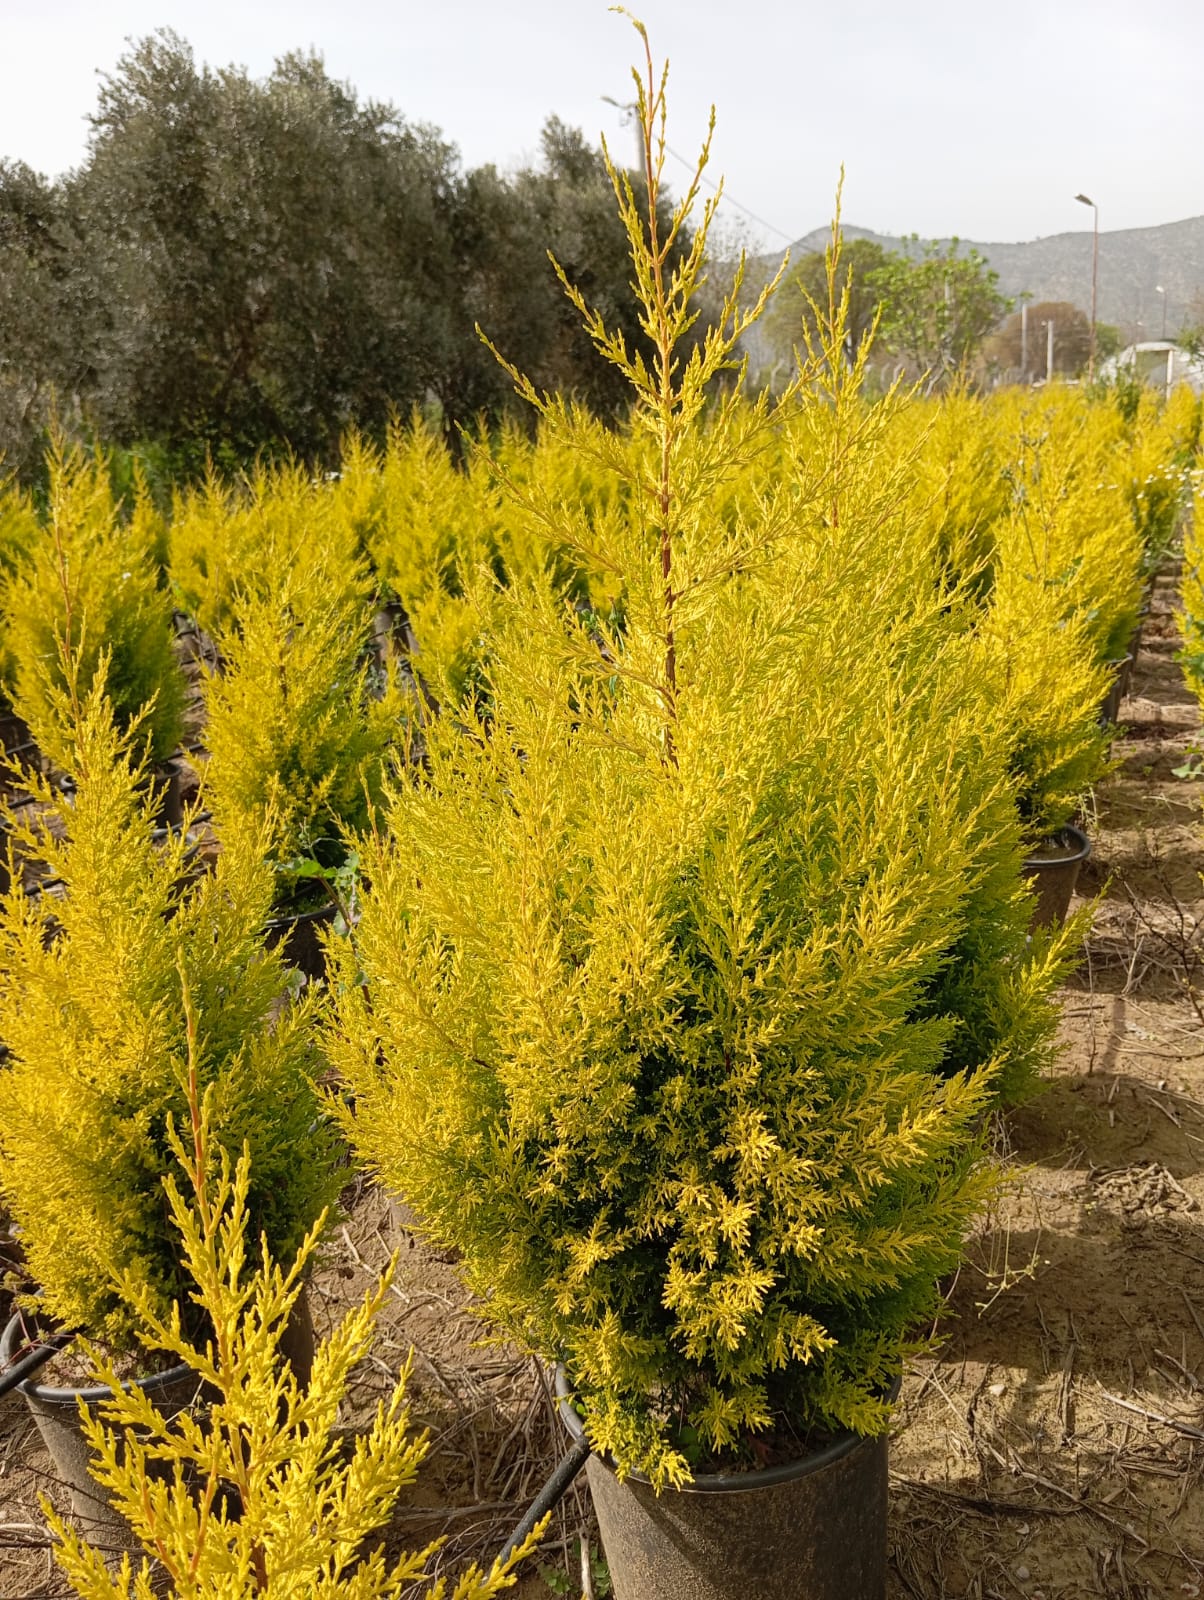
<box><xmin>1124</xmin><ymin>385</ymin><xmax>1200</xmax><ymax>579</ymax></box>
<box><xmin>201</xmin><ymin>541</ymin><xmax>402</xmax><ymax>911</ymax></box>
<box><xmin>0</xmin><ymin>672</ymin><xmax>339</xmax><ymax>1349</ymax></box>
<box><xmin>345</xmin><ymin>417</ymin><xmax>502</xmax><ymax>705</ymax></box>
<box><xmin>969</xmin><ymin>568</ymin><xmax>1112</xmax><ymax>838</ymax></box>
<box><xmin>169</xmin><ymin>459</ymin><xmax>365</xmax><ymax>637</ymax></box>
<box><xmin>990</xmin><ymin>387</ymin><xmax>1144</xmax><ymax>666</ymax></box>
<box><xmin>744</xmin><ymin>245</ymin><xmax>1077</xmax><ymax>1096</ymax></box>
<box><xmin>1</xmin><ymin>446</ymin><xmax>185</xmax><ymax>770</ymax></box>
<box><xmin>0</xmin><ymin>481</ymin><xmax>39</xmax><ymax>701</ymax></box>
<box><xmin>888</xmin><ymin>386</ymin><xmax>1011</xmax><ymax>600</ymax></box>
<box><xmin>44</xmin><ymin>1082</ymin><xmax>540</xmax><ymax>1600</ymax></box>
<box><xmin>334</xmin><ymin>413</ymin><xmax>631</xmax><ymax>708</ymax></box>
<box><xmin>327</xmin><ymin>32</ymin><xmax>1067</xmax><ymax>1486</ymax></box>
<box><xmin>488</xmin><ymin>412</ymin><xmax>631</xmax><ymax>605</ymax></box>
<box><xmin>1182</xmin><ymin>481</ymin><xmax>1204</xmax><ymax>709</ymax></box>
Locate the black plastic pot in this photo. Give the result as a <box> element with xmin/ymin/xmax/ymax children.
<box><xmin>147</xmin><ymin>758</ymin><xmax>185</xmax><ymax>830</ymax></box>
<box><xmin>0</xmin><ymin>1290</ymin><xmax>315</xmax><ymax>1540</ymax></box>
<box><xmin>1122</xmin><ymin>605</ymin><xmax>1150</xmax><ymax>695</ymax></box>
<box><xmin>555</xmin><ymin>1373</ymin><xmax>888</xmax><ymax>1600</ymax></box>
<box><xmin>0</xmin><ymin>1313</ymin><xmax>202</xmax><ymax>1541</ymax></box>
<box><xmin>263</xmin><ymin>899</ymin><xmax>339</xmax><ymax>981</ymax></box>
<box><xmin>0</xmin><ymin>710</ymin><xmax>31</xmax><ymax>757</ymax></box>
<box><xmin>1099</xmin><ymin>656</ymin><xmax>1133</xmax><ymax>726</ymax></box>
<box><xmin>1021</xmin><ymin>824</ymin><xmax>1091</xmax><ymax>928</ymax></box>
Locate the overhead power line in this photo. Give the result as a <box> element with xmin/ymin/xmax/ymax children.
<box><xmin>602</xmin><ymin>95</ymin><xmax>796</xmax><ymax>246</ymax></box>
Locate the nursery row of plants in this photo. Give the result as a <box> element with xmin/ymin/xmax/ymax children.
<box><xmin>1182</xmin><ymin>479</ymin><xmax>1204</xmax><ymax>724</ymax></box>
<box><xmin>1</xmin><ymin>47</ymin><xmax>1202</xmax><ymax>1597</ymax></box>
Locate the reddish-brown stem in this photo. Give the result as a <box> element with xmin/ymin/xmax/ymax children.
<box><xmin>638</xmin><ymin>33</ymin><xmax>678</xmax><ymax>765</ymax></box>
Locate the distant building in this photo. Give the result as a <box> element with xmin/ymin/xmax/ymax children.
<box><xmin>1098</xmin><ymin>340</ymin><xmax>1204</xmax><ymax>396</ymax></box>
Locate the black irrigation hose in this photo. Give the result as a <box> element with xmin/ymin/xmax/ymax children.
<box><xmin>497</xmin><ymin>1433</ymin><xmax>592</xmax><ymax>1566</ymax></box>
<box><xmin>0</xmin><ymin>1330</ymin><xmax>75</xmax><ymax>1398</ymax></box>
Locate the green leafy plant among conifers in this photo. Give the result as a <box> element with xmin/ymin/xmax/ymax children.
<box><xmin>43</xmin><ymin>1077</ymin><xmax>541</xmax><ymax>1600</ymax></box>
<box><xmin>0</xmin><ymin>445</ymin><xmax>185</xmax><ymax>774</ymax></box>
<box><xmin>326</xmin><ymin>25</ymin><xmax>1068</xmax><ymax>1488</ymax></box>
<box><xmin>0</xmin><ymin>667</ymin><xmax>339</xmax><ymax>1350</ymax></box>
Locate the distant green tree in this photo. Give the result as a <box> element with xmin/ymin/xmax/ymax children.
<box><xmin>1095</xmin><ymin>324</ymin><xmax>1123</xmax><ymax>363</ymax></box>
<box><xmin>0</xmin><ymin>38</ymin><xmax>703</xmax><ymax>475</ymax></box>
<box><xmin>72</xmin><ymin>32</ymin><xmax>460</xmax><ymax>467</ymax></box>
<box><xmin>763</xmin><ymin>238</ymin><xmax>891</xmax><ymax>367</ymax></box>
<box><xmin>434</xmin><ymin>117</ymin><xmax>701</xmax><ymax>434</ymax></box>
<box><xmin>869</xmin><ymin>238</ymin><xmax>1010</xmax><ymax>386</ymax></box>
<box><xmin>0</xmin><ymin>161</ymin><xmax>83</xmax><ymax>478</ymax></box>
<box><xmin>1181</xmin><ymin>291</ymin><xmax>1204</xmax><ymax>358</ymax></box>
<box><xmin>434</xmin><ymin>161</ymin><xmax>555</xmax><ymax>433</ymax></box>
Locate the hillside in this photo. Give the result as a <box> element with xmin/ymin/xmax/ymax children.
<box><xmin>775</xmin><ymin>215</ymin><xmax>1204</xmax><ymax>338</ymax></box>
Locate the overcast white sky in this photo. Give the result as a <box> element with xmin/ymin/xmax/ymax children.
<box><xmin>1</xmin><ymin>0</ymin><xmax>1200</xmax><ymax>249</ymax></box>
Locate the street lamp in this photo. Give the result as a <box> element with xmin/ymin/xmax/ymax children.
<box><xmin>1155</xmin><ymin>284</ymin><xmax>1167</xmax><ymax>339</ymax></box>
<box><xmin>1075</xmin><ymin>193</ymin><xmax>1098</xmax><ymax>378</ymax></box>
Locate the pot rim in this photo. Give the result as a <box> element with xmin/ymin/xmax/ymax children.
<box><xmin>0</xmin><ymin>1312</ymin><xmax>193</xmax><ymax>1406</ymax></box>
<box><xmin>1022</xmin><ymin>822</ymin><xmax>1091</xmax><ymax>871</ymax></box>
<box><xmin>263</xmin><ymin>896</ymin><xmax>339</xmax><ymax>935</ymax></box>
<box><xmin>553</xmin><ymin>1365</ymin><xmax>886</xmax><ymax>1494</ymax></box>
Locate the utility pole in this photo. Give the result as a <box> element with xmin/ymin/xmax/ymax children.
<box><xmin>1074</xmin><ymin>193</ymin><xmax>1099</xmax><ymax>378</ymax></box>
<box><xmin>1046</xmin><ymin>317</ymin><xmax>1055</xmax><ymax>383</ymax></box>
<box><xmin>1020</xmin><ymin>301</ymin><xmax>1028</xmax><ymax>380</ymax></box>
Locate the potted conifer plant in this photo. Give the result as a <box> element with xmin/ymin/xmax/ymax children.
<box><xmin>969</xmin><ymin>567</ymin><xmax>1112</xmax><ymax>926</ymax></box>
<box><xmin>0</xmin><ymin>480</ymin><xmax>37</xmax><ymax>760</ymax></box>
<box><xmin>0</xmin><ymin>665</ymin><xmax>340</xmax><ymax>1537</ymax></box>
<box><xmin>168</xmin><ymin>457</ymin><xmax>368</xmax><ymax>642</ymax></box>
<box><xmin>200</xmin><ymin>540</ymin><xmax>404</xmax><ymax>978</ymax></box>
<box><xmin>40</xmin><ymin>1072</ymin><xmax>541</xmax><ymax>1598</ymax></box>
<box><xmin>325</xmin><ymin>28</ymin><xmax>1068</xmax><ymax>1599</ymax></box>
<box><xmin>0</xmin><ymin>444</ymin><xmax>187</xmax><ymax>824</ymax></box>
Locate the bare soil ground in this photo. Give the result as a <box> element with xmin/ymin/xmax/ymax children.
<box><xmin>2</xmin><ymin>571</ymin><xmax>1202</xmax><ymax>1599</ymax></box>
<box><xmin>890</xmin><ymin>569</ymin><xmax>1204</xmax><ymax>1600</ymax></box>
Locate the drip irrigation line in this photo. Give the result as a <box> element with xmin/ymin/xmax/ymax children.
<box><xmin>661</xmin><ymin>141</ymin><xmax>796</xmax><ymax>245</ymax></box>
<box><xmin>497</xmin><ymin>1434</ymin><xmax>592</xmax><ymax>1565</ymax></box>
<box><xmin>0</xmin><ymin>1330</ymin><xmax>75</xmax><ymax>1398</ymax></box>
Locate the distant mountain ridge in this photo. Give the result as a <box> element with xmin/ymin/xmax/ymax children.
<box><xmin>776</xmin><ymin>216</ymin><xmax>1204</xmax><ymax>336</ymax></box>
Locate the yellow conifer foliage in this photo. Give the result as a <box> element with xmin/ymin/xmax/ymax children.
<box><xmin>328</xmin><ymin>24</ymin><xmax>1073</xmax><ymax>1487</ymax></box>
<box><xmin>200</xmin><ymin>538</ymin><xmax>404</xmax><ymax>906</ymax></box>
<box><xmin>0</xmin><ymin>668</ymin><xmax>339</xmax><ymax>1348</ymax></box>
<box><xmin>44</xmin><ymin>1072</ymin><xmax>541</xmax><ymax>1600</ymax></box>
<box><xmin>169</xmin><ymin>459</ymin><xmax>365</xmax><ymax>637</ymax></box>
<box><xmin>1182</xmin><ymin>478</ymin><xmax>1204</xmax><ymax>709</ymax></box>
<box><xmin>1</xmin><ymin>444</ymin><xmax>184</xmax><ymax>770</ymax></box>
